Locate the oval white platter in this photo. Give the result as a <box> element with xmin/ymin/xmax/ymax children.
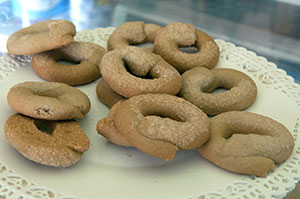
<box><xmin>0</xmin><ymin>27</ymin><xmax>300</xmax><ymax>199</ymax></box>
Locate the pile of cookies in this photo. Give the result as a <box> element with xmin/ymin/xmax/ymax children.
<box><xmin>96</xmin><ymin>21</ymin><xmax>294</xmax><ymax>177</ymax></box>
<box><xmin>7</xmin><ymin>20</ymin><xmax>107</xmax><ymax>86</ymax></box>
<box><xmin>4</xmin><ymin>20</ymin><xmax>106</xmax><ymax>167</ymax></box>
<box><xmin>5</xmin><ymin>82</ymin><xmax>91</xmax><ymax>167</ymax></box>
<box><xmin>3</xmin><ymin>20</ymin><xmax>295</xmax><ymax>178</ymax></box>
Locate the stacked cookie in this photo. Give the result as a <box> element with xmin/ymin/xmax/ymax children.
<box><xmin>96</xmin><ymin>21</ymin><xmax>294</xmax><ymax>177</ymax></box>
<box><xmin>7</xmin><ymin>20</ymin><xmax>106</xmax><ymax>86</ymax></box>
<box><xmin>5</xmin><ymin>82</ymin><xmax>91</xmax><ymax>167</ymax></box>
<box><xmin>4</xmin><ymin>20</ymin><xmax>104</xmax><ymax>167</ymax></box>
<box><xmin>97</xmin><ymin>94</ymin><xmax>210</xmax><ymax>160</ymax></box>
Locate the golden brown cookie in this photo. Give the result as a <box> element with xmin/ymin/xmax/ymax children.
<box><xmin>7</xmin><ymin>20</ymin><xmax>76</xmax><ymax>55</ymax></box>
<box><xmin>32</xmin><ymin>42</ymin><xmax>106</xmax><ymax>86</ymax></box>
<box><xmin>96</xmin><ymin>79</ymin><xmax>125</xmax><ymax>108</ymax></box>
<box><xmin>4</xmin><ymin>113</ymin><xmax>90</xmax><ymax>167</ymax></box>
<box><xmin>107</xmin><ymin>21</ymin><xmax>162</xmax><ymax>51</ymax></box>
<box><xmin>113</xmin><ymin>94</ymin><xmax>210</xmax><ymax>160</ymax></box>
<box><xmin>154</xmin><ymin>22</ymin><xmax>219</xmax><ymax>73</ymax></box>
<box><xmin>96</xmin><ymin>101</ymin><xmax>132</xmax><ymax>146</ymax></box>
<box><xmin>180</xmin><ymin>67</ymin><xmax>257</xmax><ymax>115</ymax></box>
<box><xmin>7</xmin><ymin>81</ymin><xmax>91</xmax><ymax>120</ymax></box>
<box><xmin>198</xmin><ymin>111</ymin><xmax>294</xmax><ymax>177</ymax></box>
<box><xmin>100</xmin><ymin>46</ymin><xmax>182</xmax><ymax>98</ymax></box>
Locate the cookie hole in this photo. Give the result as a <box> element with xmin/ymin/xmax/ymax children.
<box><xmin>34</xmin><ymin>120</ymin><xmax>55</xmax><ymax>135</ymax></box>
<box><xmin>208</xmin><ymin>87</ymin><xmax>229</xmax><ymax>94</ymax></box>
<box><xmin>124</xmin><ymin>61</ymin><xmax>154</xmax><ymax>79</ymax></box>
<box><xmin>34</xmin><ymin>92</ymin><xmax>60</xmax><ymax>100</ymax></box>
<box><xmin>58</xmin><ymin>60</ymin><xmax>81</xmax><ymax>65</ymax></box>
<box><xmin>144</xmin><ymin>111</ymin><xmax>186</xmax><ymax>122</ymax></box>
<box><xmin>132</xmin><ymin>42</ymin><xmax>154</xmax><ymax>48</ymax></box>
<box><xmin>179</xmin><ymin>46</ymin><xmax>198</xmax><ymax>54</ymax></box>
<box><xmin>224</xmin><ymin>133</ymin><xmax>233</xmax><ymax>139</ymax></box>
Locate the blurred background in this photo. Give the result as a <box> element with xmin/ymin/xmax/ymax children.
<box><xmin>1</xmin><ymin>0</ymin><xmax>299</xmax><ymax>83</ymax></box>
<box><xmin>0</xmin><ymin>0</ymin><xmax>299</xmax><ymax>81</ymax></box>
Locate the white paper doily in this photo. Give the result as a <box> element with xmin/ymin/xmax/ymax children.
<box><xmin>0</xmin><ymin>27</ymin><xmax>300</xmax><ymax>199</ymax></box>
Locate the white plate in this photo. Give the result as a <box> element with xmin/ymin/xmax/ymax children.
<box><xmin>0</xmin><ymin>28</ymin><xmax>300</xmax><ymax>199</ymax></box>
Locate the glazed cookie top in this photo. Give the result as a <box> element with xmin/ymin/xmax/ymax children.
<box><xmin>6</xmin><ymin>20</ymin><xmax>76</xmax><ymax>55</ymax></box>
<box><xmin>7</xmin><ymin>81</ymin><xmax>91</xmax><ymax>120</ymax></box>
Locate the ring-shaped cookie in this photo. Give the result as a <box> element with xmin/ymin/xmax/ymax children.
<box><xmin>96</xmin><ymin>79</ymin><xmax>125</xmax><ymax>108</ymax></box>
<box><xmin>107</xmin><ymin>21</ymin><xmax>162</xmax><ymax>51</ymax></box>
<box><xmin>7</xmin><ymin>81</ymin><xmax>91</xmax><ymax>120</ymax></box>
<box><xmin>180</xmin><ymin>67</ymin><xmax>257</xmax><ymax>115</ymax></box>
<box><xmin>4</xmin><ymin>114</ymin><xmax>90</xmax><ymax>167</ymax></box>
<box><xmin>97</xmin><ymin>101</ymin><xmax>132</xmax><ymax>147</ymax></box>
<box><xmin>198</xmin><ymin>111</ymin><xmax>294</xmax><ymax>177</ymax></box>
<box><xmin>7</xmin><ymin>20</ymin><xmax>76</xmax><ymax>55</ymax></box>
<box><xmin>154</xmin><ymin>22</ymin><xmax>219</xmax><ymax>73</ymax></box>
<box><xmin>32</xmin><ymin>42</ymin><xmax>106</xmax><ymax>86</ymax></box>
<box><xmin>113</xmin><ymin>94</ymin><xmax>210</xmax><ymax>160</ymax></box>
<box><xmin>100</xmin><ymin>46</ymin><xmax>182</xmax><ymax>98</ymax></box>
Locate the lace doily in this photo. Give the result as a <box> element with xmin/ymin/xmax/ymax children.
<box><xmin>0</xmin><ymin>27</ymin><xmax>300</xmax><ymax>199</ymax></box>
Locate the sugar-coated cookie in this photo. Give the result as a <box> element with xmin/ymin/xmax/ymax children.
<box><xmin>154</xmin><ymin>22</ymin><xmax>219</xmax><ymax>73</ymax></box>
<box><xmin>113</xmin><ymin>94</ymin><xmax>210</xmax><ymax>160</ymax></box>
<box><xmin>96</xmin><ymin>79</ymin><xmax>125</xmax><ymax>108</ymax></box>
<box><xmin>100</xmin><ymin>46</ymin><xmax>182</xmax><ymax>98</ymax></box>
<box><xmin>180</xmin><ymin>67</ymin><xmax>257</xmax><ymax>115</ymax></box>
<box><xmin>4</xmin><ymin>114</ymin><xmax>90</xmax><ymax>167</ymax></box>
<box><xmin>107</xmin><ymin>21</ymin><xmax>162</xmax><ymax>51</ymax></box>
<box><xmin>7</xmin><ymin>20</ymin><xmax>76</xmax><ymax>55</ymax></box>
<box><xmin>198</xmin><ymin>111</ymin><xmax>294</xmax><ymax>177</ymax></box>
<box><xmin>7</xmin><ymin>81</ymin><xmax>91</xmax><ymax>120</ymax></box>
<box><xmin>32</xmin><ymin>42</ymin><xmax>106</xmax><ymax>86</ymax></box>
